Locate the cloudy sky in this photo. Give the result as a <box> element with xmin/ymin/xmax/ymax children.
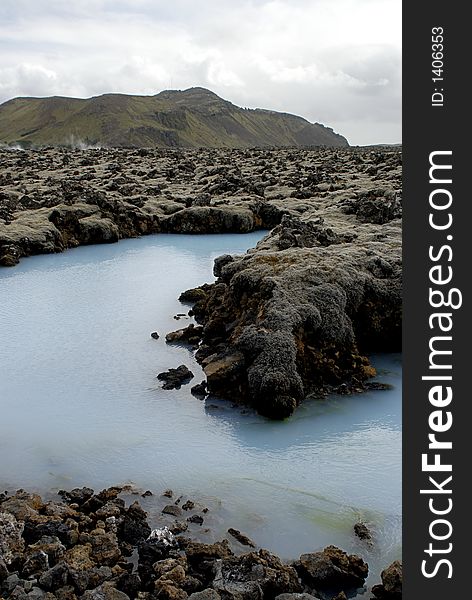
<box><xmin>0</xmin><ymin>0</ymin><xmax>401</xmax><ymax>145</ymax></box>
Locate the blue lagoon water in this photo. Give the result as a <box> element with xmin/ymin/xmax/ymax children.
<box><xmin>0</xmin><ymin>233</ymin><xmax>401</xmax><ymax>594</ymax></box>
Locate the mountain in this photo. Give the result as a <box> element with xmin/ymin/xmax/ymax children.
<box><xmin>0</xmin><ymin>87</ymin><xmax>348</xmax><ymax>148</ymax></box>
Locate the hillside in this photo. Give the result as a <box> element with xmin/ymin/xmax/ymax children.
<box><xmin>0</xmin><ymin>87</ymin><xmax>348</xmax><ymax>148</ymax></box>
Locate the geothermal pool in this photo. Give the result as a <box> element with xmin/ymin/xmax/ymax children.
<box><xmin>0</xmin><ymin>232</ymin><xmax>401</xmax><ymax>595</ymax></box>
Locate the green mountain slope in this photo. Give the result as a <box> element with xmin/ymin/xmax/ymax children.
<box><xmin>0</xmin><ymin>87</ymin><xmax>348</xmax><ymax>148</ymax></box>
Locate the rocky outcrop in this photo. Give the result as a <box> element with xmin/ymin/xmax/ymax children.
<box><xmin>185</xmin><ymin>206</ymin><xmax>401</xmax><ymax>418</ymax></box>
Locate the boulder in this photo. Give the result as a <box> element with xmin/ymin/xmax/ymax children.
<box><xmin>295</xmin><ymin>546</ymin><xmax>368</xmax><ymax>594</ymax></box>
<box><xmin>213</xmin><ymin>549</ymin><xmax>301</xmax><ymax>600</ymax></box>
<box><xmin>162</xmin><ymin>505</ymin><xmax>183</xmax><ymax>518</ymax></box>
<box><xmin>119</xmin><ymin>501</ymin><xmax>151</xmax><ymax>545</ymax></box>
<box><xmin>371</xmin><ymin>561</ymin><xmax>402</xmax><ymax>599</ymax></box>
<box><xmin>157</xmin><ymin>366</ymin><xmax>194</xmax><ymax>390</ymax></box>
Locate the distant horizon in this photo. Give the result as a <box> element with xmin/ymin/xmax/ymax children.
<box><xmin>0</xmin><ymin>85</ymin><xmax>401</xmax><ymax>147</ymax></box>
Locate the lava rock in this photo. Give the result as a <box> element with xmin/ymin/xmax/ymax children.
<box><xmin>227</xmin><ymin>528</ymin><xmax>255</xmax><ymax>548</ymax></box>
<box><xmin>353</xmin><ymin>522</ymin><xmax>372</xmax><ymax>543</ymax></box>
<box><xmin>162</xmin><ymin>505</ymin><xmax>182</xmax><ymax>518</ymax></box>
<box><xmin>190</xmin><ymin>382</ymin><xmax>207</xmax><ymax>399</ymax></box>
<box><xmin>371</xmin><ymin>561</ymin><xmax>402</xmax><ymax>599</ymax></box>
<box><xmin>166</xmin><ymin>324</ymin><xmax>203</xmax><ymax>345</ymax></box>
<box><xmin>157</xmin><ymin>366</ymin><xmax>194</xmax><ymax>390</ymax></box>
<box><xmin>295</xmin><ymin>546</ymin><xmax>368</xmax><ymax>594</ymax></box>
<box><xmin>119</xmin><ymin>501</ymin><xmax>152</xmax><ymax>545</ymax></box>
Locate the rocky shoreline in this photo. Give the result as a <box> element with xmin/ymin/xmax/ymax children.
<box><xmin>0</xmin><ymin>486</ymin><xmax>402</xmax><ymax>600</ymax></box>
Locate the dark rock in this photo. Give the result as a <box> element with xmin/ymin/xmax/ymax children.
<box><xmin>3</xmin><ymin>573</ymin><xmax>21</xmax><ymax>595</ymax></box>
<box><xmin>23</xmin><ymin>521</ymin><xmax>77</xmax><ymax>548</ymax></box>
<box><xmin>54</xmin><ymin>585</ymin><xmax>78</xmax><ymax>600</ymax></box>
<box><xmin>353</xmin><ymin>522</ymin><xmax>372</xmax><ymax>543</ymax></box>
<box><xmin>169</xmin><ymin>522</ymin><xmax>188</xmax><ymax>535</ymax></box>
<box><xmin>8</xmin><ymin>584</ymin><xmax>29</xmax><ymax>600</ymax></box>
<box><xmin>151</xmin><ymin>332</ymin><xmax>160</xmax><ymax>340</ymax></box>
<box><xmin>68</xmin><ymin>565</ymin><xmax>113</xmax><ymax>595</ymax></box>
<box><xmin>26</xmin><ymin>586</ymin><xmax>46</xmax><ymax>600</ymax></box>
<box><xmin>58</xmin><ymin>488</ymin><xmax>94</xmax><ymax>506</ymax></box>
<box><xmin>186</xmin><ymin>516</ymin><xmax>203</xmax><ymax>526</ymax></box>
<box><xmin>213</xmin><ymin>549</ymin><xmax>301</xmax><ymax>599</ymax></box>
<box><xmin>38</xmin><ymin>563</ymin><xmax>69</xmax><ymax>591</ymax></box>
<box><xmin>162</xmin><ymin>505</ymin><xmax>182</xmax><ymax>518</ymax></box>
<box><xmin>157</xmin><ymin>366</ymin><xmax>194</xmax><ymax>390</ymax></box>
<box><xmin>371</xmin><ymin>561</ymin><xmax>402</xmax><ymax>599</ymax></box>
<box><xmin>163</xmin><ymin>490</ymin><xmax>174</xmax><ymax>498</ymax></box>
<box><xmin>117</xmin><ymin>572</ymin><xmax>142</xmax><ymax>599</ymax></box>
<box><xmin>22</xmin><ymin>551</ymin><xmax>50</xmax><ymax>577</ymax></box>
<box><xmin>227</xmin><ymin>528</ymin><xmax>255</xmax><ymax>548</ymax></box>
<box><xmin>119</xmin><ymin>501</ymin><xmax>151</xmax><ymax>545</ymax></box>
<box><xmin>96</xmin><ymin>487</ymin><xmax>123</xmax><ymax>503</ymax></box>
<box><xmin>184</xmin><ymin>540</ymin><xmax>233</xmax><ymax>565</ymax></box>
<box><xmin>27</xmin><ymin>535</ymin><xmax>66</xmax><ymax>565</ymax></box>
<box><xmin>138</xmin><ymin>530</ymin><xmax>178</xmax><ymax>582</ymax></box>
<box><xmin>181</xmin><ymin>501</ymin><xmax>194</xmax><ymax>511</ymax></box>
<box><xmin>95</xmin><ymin>500</ymin><xmax>123</xmax><ymax>519</ymax></box>
<box><xmin>178</xmin><ymin>287</ymin><xmax>209</xmax><ymax>304</ymax></box>
<box><xmin>166</xmin><ymin>324</ymin><xmax>203</xmax><ymax>345</ymax></box>
<box><xmin>340</xmin><ymin>189</ymin><xmax>401</xmax><ymax>224</ymax></box>
<box><xmin>295</xmin><ymin>546</ymin><xmax>368</xmax><ymax>593</ymax></box>
<box><xmin>190</xmin><ymin>382</ymin><xmax>207</xmax><ymax>399</ymax></box>
<box><xmin>0</xmin><ymin>557</ymin><xmax>9</xmax><ymax>581</ymax></box>
<box><xmin>180</xmin><ymin>576</ymin><xmax>202</xmax><ymax>595</ymax></box>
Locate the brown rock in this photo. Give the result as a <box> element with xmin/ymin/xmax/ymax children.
<box><xmin>296</xmin><ymin>545</ymin><xmax>368</xmax><ymax>593</ymax></box>
<box><xmin>227</xmin><ymin>528</ymin><xmax>255</xmax><ymax>548</ymax></box>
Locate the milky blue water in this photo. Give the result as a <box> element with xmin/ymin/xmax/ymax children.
<box><xmin>0</xmin><ymin>233</ymin><xmax>401</xmax><ymax>594</ymax></box>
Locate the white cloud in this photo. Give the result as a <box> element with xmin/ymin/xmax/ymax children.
<box><xmin>0</xmin><ymin>0</ymin><xmax>401</xmax><ymax>145</ymax></box>
<box><xmin>0</xmin><ymin>63</ymin><xmax>59</xmax><ymax>98</ymax></box>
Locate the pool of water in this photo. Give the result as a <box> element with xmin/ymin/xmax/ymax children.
<box><xmin>0</xmin><ymin>232</ymin><xmax>401</xmax><ymax>595</ymax></box>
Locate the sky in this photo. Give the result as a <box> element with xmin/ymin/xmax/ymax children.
<box><xmin>0</xmin><ymin>0</ymin><xmax>401</xmax><ymax>146</ymax></box>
